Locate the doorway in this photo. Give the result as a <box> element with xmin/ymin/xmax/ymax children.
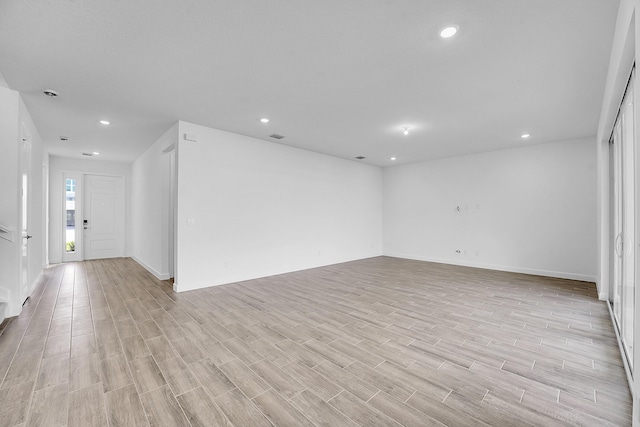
<box><xmin>61</xmin><ymin>172</ymin><xmax>125</xmax><ymax>261</ymax></box>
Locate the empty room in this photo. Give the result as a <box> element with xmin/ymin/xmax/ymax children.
<box><xmin>0</xmin><ymin>0</ymin><xmax>638</xmax><ymax>426</ymax></box>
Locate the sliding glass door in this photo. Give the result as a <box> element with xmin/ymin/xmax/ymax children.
<box><xmin>610</xmin><ymin>68</ymin><xmax>636</xmax><ymax>369</ymax></box>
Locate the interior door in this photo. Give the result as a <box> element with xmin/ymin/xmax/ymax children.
<box><xmin>20</xmin><ymin>125</ymin><xmax>31</xmax><ymax>303</ymax></box>
<box><xmin>83</xmin><ymin>174</ymin><xmax>124</xmax><ymax>260</ymax></box>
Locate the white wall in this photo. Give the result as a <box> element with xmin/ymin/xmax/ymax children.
<box><xmin>383</xmin><ymin>138</ymin><xmax>598</xmax><ymax>282</ymax></box>
<box><xmin>131</xmin><ymin>123</ymin><xmax>177</xmax><ymax>279</ymax></box>
<box><xmin>174</xmin><ymin>121</ymin><xmax>383</xmax><ymax>291</ymax></box>
<box><xmin>49</xmin><ymin>156</ymin><xmax>132</xmax><ymax>263</ymax></box>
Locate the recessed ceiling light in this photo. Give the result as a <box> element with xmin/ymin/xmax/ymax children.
<box><xmin>43</xmin><ymin>89</ymin><xmax>59</xmax><ymax>97</ymax></box>
<box><xmin>390</xmin><ymin>157</ymin><xmax>397</xmax><ymax>161</ymax></box>
<box><xmin>439</xmin><ymin>25</ymin><xmax>459</xmax><ymax>39</ymax></box>
<box><xmin>403</xmin><ymin>127</ymin><xmax>409</xmax><ymax>136</ymax></box>
<box><xmin>355</xmin><ymin>156</ymin><xmax>366</xmax><ymax>160</ymax></box>
<box><xmin>99</xmin><ymin>120</ymin><xmax>110</xmax><ymax>125</ymax></box>
<box><xmin>92</xmin><ymin>152</ymin><xmax>100</xmax><ymax>156</ymax></box>
<box><xmin>260</xmin><ymin>118</ymin><xmax>269</xmax><ymax>123</ymax></box>
<box><xmin>521</xmin><ymin>133</ymin><xmax>530</xmax><ymax>139</ymax></box>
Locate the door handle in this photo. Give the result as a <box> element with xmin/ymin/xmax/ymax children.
<box><xmin>26</xmin><ymin>235</ymin><xmax>33</xmax><ymax>239</ymax></box>
<box><xmin>615</xmin><ymin>233</ymin><xmax>623</xmax><ymax>257</ymax></box>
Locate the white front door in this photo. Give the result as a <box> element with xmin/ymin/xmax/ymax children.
<box><xmin>83</xmin><ymin>174</ymin><xmax>124</xmax><ymax>260</ymax></box>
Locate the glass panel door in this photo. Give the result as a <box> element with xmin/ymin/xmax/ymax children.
<box><xmin>610</xmin><ymin>68</ymin><xmax>636</xmax><ymax>370</ymax></box>
<box><xmin>612</xmin><ymin>121</ymin><xmax>623</xmax><ymax>327</ymax></box>
<box><xmin>621</xmin><ymin>73</ymin><xmax>635</xmax><ymax>366</ymax></box>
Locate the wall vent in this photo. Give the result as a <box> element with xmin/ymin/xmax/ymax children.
<box><xmin>270</xmin><ymin>134</ymin><xmax>285</xmax><ymax>140</ymax></box>
<box><xmin>355</xmin><ymin>156</ymin><xmax>366</xmax><ymax>160</ymax></box>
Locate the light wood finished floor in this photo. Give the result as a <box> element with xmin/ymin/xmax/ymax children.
<box><xmin>0</xmin><ymin>256</ymin><xmax>631</xmax><ymax>426</ymax></box>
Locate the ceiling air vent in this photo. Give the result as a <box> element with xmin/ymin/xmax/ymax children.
<box><xmin>82</xmin><ymin>152</ymin><xmax>94</xmax><ymax>157</ymax></box>
<box><xmin>270</xmin><ymin>134</ymin><xmax>285</xmax><ymax>140</ymax></box>
<box><xmin>355</xmin><ymin>156</ymin><xmax>366</xmax><ymax>160</ymax></box>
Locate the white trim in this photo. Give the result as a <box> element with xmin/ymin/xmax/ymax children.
<box><xmin>383</xmin><ymin>253</ymin><xmax>597</xmax><ymax>283</ymax></box>
<box><xmin>131</xmin><ymin>256</ymin><xmax>171</xmax><ymax>280</ymax></box>
<box><xmin>173</xmin><ymin>253</ymin><xmax>382</xmax><ymax>292</ymax></box>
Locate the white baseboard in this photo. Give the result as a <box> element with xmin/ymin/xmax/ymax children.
<box><xmin>173</xmin><ymin>252</ymin><xmax>382</xmax><ymax>293</ymax></box>
<box><xmin>131</xmin><ymin>256</ymin><xmax>171</xmax><ymax>280</ymax></box>
<box><xmin>383</xmin><ymin>253</ymin><xmax>597</xmax><ymax>283</ymax></box>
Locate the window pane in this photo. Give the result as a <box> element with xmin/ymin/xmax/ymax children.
<box><xmin>65</xmin><ymin>178</ymin><xmax>76</xmax><ymax>253</ymax></box>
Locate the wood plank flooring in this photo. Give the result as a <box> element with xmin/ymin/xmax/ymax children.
<box><xmin>0</xmin><ymin>256</ymin><xmax>631</xmax><ymax>426</ymax></box>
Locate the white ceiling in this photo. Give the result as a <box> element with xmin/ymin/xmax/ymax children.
<box><xmin>0</xmin><ymin>0</ymin><xmax>619</xmax><ymax>166</ymax></box>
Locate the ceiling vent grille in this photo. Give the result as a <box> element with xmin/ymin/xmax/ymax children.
<box><xmin>270</xmin><ymin>134</ymin><xmax>285</xmax><ymax>140</ymax></box>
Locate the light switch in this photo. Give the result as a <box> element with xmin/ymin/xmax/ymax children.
<box><xmin>187</xmin><ymin>218</ymin><xmax>195</xmax><ymax>226</ymax></box>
